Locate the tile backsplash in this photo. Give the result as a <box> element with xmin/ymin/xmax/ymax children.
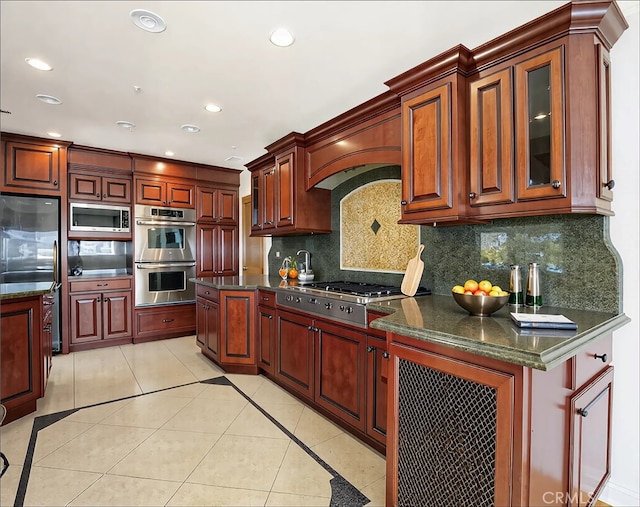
<box><xmin>269</xmin><ymin>165</ymin><xmax>622</xmax><ymax>314</ymax></box>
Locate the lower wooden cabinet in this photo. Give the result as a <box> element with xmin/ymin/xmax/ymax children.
<box><xmin>386</xmin><ymin>332</ymin><xmax>615</xmax><ymax>507</ymax></box>
<box><xmin>134</xmin><ymin>303</ymin><xmax>195</xmax><ymax>343</ymax></box>
<box><xmin>257</xmin><ymin>290</ymin><xmax>276</xmax><ymax>375</ymax></box>
<box><xmin>197</xmin><ymin>296</ymin><xmax>219</xmax><ymax>361</ymax></box>
<box><xmin>42</xmin><ymin>291</ymin><xmax>54</xmax><ymax>394</ymax></box>
<box><xmin>1</xmin><ymin>296</ymin><xmax>43</xmax><ymax>424</ymax></box>
<box><xmin>275</xmin><ymin>310</ymin><xmax>315</xmax><ymax>400</ymax></box>
<box><xmin>365</xmin><ymin>335</ymin><xmax>388</xmax><ymax>446</ymax></box>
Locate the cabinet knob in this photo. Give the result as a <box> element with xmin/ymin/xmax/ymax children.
<box><xmin>103</xmin><ymin>193</ymin><xmax>107</xmax><ymax>198</ymax></box>
<box><xmin>382</xmin><ymin>351</ymin><xmax>390</xmax><ymax>359</ymax></box>
<box><xmin>367</xmin><ymin>346</ymin><xmax>375</xmax><ymax>353</ymax></box>
<box><xmin>552</xmin><ymin>180</ymin><xmax>561</xmax><ymax>189</ymax></box>
<box><xmin>103</xmin><ymin>297</ymin><xmax>109</xmax><ymax>302</ymax></box>
<box><xmin>469</xmin><ymin>192</ymin><xmax>477</xmax><ymax>199</ymax></box>
<box><xmin>96</xmin><ymin>193</ymin><xmax>100</xmax><ymax>197</ymax></box>
<box><xmin>54</xmin><ymin>180</ymin><xmax>58</xmax><ymax>186</ymax></box>
<box><xmin>401</xmin><ymin>200</ymin><xmax>407</xmax><ymax>205</ymax></box>
<box><xmin>594</xmin><ymin>353</ymin><xmax>608</xmax><ymax>363</ymax></box>
<box><xmin>604</xmin><ymin>179</ymin><xmax>615</xmax><ymax>190</ymax></box>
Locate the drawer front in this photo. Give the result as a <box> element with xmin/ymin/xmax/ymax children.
<box><xmin>196</xmin><ymin>285</ymin><xmax>218</xmax><ymax>301</ymax></box>
<box><xmin>70</xmin><ymin>278</ymin><xmax>131</xmax><ymax>293</ymax></box>
<box><xmin>258</xmin><ymin>290</ymin><xmax>275</xmax><ymax>308</ymax></box>
<box><xmin>135</xmin><ymin>304</ymin><xmax>196</xmax><ymax>334</ymax></box>
<box><xmin>574</xmin><ymin>334</ymin><xmax>612</xmax><ymax>389</ymax></box>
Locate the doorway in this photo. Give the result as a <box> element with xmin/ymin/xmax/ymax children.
<box><xmin>241</xmin><ymin>195</ymin><xmax>264</xmax><ymax>275</ymax></box>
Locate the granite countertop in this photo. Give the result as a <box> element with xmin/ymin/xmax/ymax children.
<box><xmin>191</xmin><ymin>276</ymin><xmax>630</xmax><ymax>371</ymax></box>
<box><xmin>0</xmin><ymin>281</ymin><xmax>56</xmax><ymax>301</ymax></box>
<box><xmin>368</xmin><ymin>295</ymin><xmax>630</xmax><ymax>371</ymax></box>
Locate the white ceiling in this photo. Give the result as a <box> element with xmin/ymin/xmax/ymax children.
<box><xmin>2</xmin><ymin>1</ymin><xmax>633</xmax><ymax>172</ymax></box>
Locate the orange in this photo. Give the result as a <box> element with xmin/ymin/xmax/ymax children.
<box><xmin>463</xmin><ymin>279</ymin><xmax>479</xmax><ymax>293</ymax></box>
<box><xmin>288</xmin><ymin>269</ymin><xmax>298</xmax><ymax>279</ymax></box>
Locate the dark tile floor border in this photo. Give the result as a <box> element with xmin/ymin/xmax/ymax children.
<box><xmin>12</xmin><ymin>376</ymin><xmax>371</xmax><ymax>507</ymax></box>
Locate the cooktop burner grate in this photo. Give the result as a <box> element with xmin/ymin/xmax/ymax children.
<box><xmin>307</xmin><ymin>281</ymin><xmax>430</xmax><ymax>298</ymax></box>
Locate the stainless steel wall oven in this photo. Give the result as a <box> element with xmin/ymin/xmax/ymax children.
<box><xmin>134</xmin><ymin>205</ymin><xmax>196</xmax><ymax>306</ymax></box>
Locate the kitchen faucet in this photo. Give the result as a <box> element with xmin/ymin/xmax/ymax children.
<box><xmin>297</xmin><ymin>250</ymin><xmax>312</xmax><ymax>272</ymax></box>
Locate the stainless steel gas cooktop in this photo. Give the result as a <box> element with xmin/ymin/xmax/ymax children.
<box><xmin>277</xmin><ymin>281</ymin><xmax>431</xmax><ymax>328</ymax></box>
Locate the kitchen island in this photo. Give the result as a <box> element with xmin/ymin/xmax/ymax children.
<box><xmin>193</xmin><ymin>276</ymin><xmax>629</xmax><ymax>506</ymax></box>
<box><xmin>1</xmin><ymin>282</ymin><xmax>56</xmax><ymax>424</ymax></box>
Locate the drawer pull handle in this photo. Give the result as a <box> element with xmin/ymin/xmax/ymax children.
<box><xmin>163</xmin><ymin>319</ymin><xmax>174</xmax><ymax>323</ymax></box>
<box><xmin>262</xmin><ymin>297</ymin><xmax>270</xmax><ymax>301</ymax></box>
<box><xmin>96</xmin><ymin>283</ymin><xmax>108</xmax><ymax>287</ymax></box>
<box><xmin>594</xmin><ymin>353</ymin><xmax>608</xmax><ymax>362</ymax></box>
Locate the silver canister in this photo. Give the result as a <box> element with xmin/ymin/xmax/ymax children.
<box><xmin>526</xmin><ymin>262</ymin><xmax>542</xmax><ymax>307</ymax></box>
<box><xmin>508</xmin><ymin>265</ymin><xmax>524</xmax><ymax>305</ymax></box>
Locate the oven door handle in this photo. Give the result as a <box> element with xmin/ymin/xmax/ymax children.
<box><xmin>136</xmin><ymin>262</ymin><xmax>196</xmax><ymax>269</ymax></box>
<box><xmin>136</xmin><ymin>220</ymin><xmax>196</xmax><ymax>226</ymax></box>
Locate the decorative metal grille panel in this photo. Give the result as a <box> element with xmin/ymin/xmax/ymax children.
<box><xmin>397</xmin><ymin>358</ymin><xmax>498</xmax><ymax>507</ymax></box>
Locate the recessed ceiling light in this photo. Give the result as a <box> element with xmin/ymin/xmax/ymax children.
<box><xmin>165</xmin><ymin>151</ymin><xmax>175</xmax><ymax>157</ymax></box>
<box><xmin>47</xmin><ymin>132</ymin><xmax>62</xmax><ymax>138</ymax></box>
<box><xmin>25</xmin><ymin>57</ymin><xmax>52</xmax><ymax>71</ymax></box>
<box><xmin>116</xmin><ymin>120</ymin><xmax>135</xmax><ymax>129</ymax></box>
<box><xmin>36</xmin><ymin>94</ymin><xmax>62</xmax><ymax>105</ymax></box>
<box><xmin>181</xmin><ymin>124</ymin><xmax>200</xmax><ymax>133</ymax></box>
<box><xmin>269</xmin><ymin>28</ymin><xmax>295</xmax><ymax>47</ymax></box>
<box><xmin>130</xmin><ymin>9</ymin><xmax>167</xmax><ymax>33</ymax></box>
<box><xmin>205</xmin><ymin>104</ymin><xmax>222</xmax><ymax>113</ymax></box>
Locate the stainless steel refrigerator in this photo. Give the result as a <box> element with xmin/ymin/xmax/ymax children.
<box><xmin>0</xmin><ymin>195</ymin><xmax>61</xmax><ymax>352</ymax></box>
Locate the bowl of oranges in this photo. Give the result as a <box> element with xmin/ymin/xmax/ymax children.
<box><xmin>451</xmin><ymin>279</ymin><xmax>509</xmax><ymax>316</ymax></box>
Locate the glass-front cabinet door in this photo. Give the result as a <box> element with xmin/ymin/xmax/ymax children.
<box><xmin>515</xmin><ymin>47</ymin><xmax>565</xmax><ymax>201</ymax></box>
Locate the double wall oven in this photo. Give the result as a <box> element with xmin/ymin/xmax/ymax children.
<box><xmin>134</xmin><ymin>205</ymin><xmax>196</xmax><ymax>306</ymax></box>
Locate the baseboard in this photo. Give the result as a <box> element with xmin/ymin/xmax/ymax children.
<box><xmin>601</xmin><ymin>481</ymin><xmax>640</xmax><ymax>507</ymax></box>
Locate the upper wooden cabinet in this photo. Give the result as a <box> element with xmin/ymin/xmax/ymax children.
<box><xmin>385</xmin><ymin>0</ymin><xmax>628</xmax><ymax>224</ymax></box>
<box><xmin>1</xmin><ymin>133</ymin><xmax>70</xmax><ymax>196</ymax></box>
<box><xmin>196</xmin><ymin>185</ymin><xmax>238</xmax><ymax>223</ymax></box>
<box><xmin>247</xmin><ymin>133</ymin><xmax>331</xmax><ymax>236</ymax></box>
<box><xmin>387</xmin><ymin>46</ymin><xmax>484</xmax><ymax>226</ymax></box>
<box><xmin>67</xmin><ymin>146</ymin><xmax>132</xmax><ymax>204</ymax></box>
<box><xmin>135</xmin><ymin>177</ymin><xmax>195</xmax><ymax>208</ymax></box>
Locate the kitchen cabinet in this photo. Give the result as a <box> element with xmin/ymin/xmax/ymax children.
<box><xmin>197</xmin><ymin>291</ymin><xmax>219</xmax><ymax>362</ymax></box>
<box><xmin>69</xmin><ymin>277</ymin><xmax>132</xmax><ymax>349</ymax></box>
<box><xmin>69</xmin><ymin>173</ymin><xmax>131</xmax><ymax>204</ymax></box>
<box><xmin>134</xmin><ymin>303</ymin><xmax>196</xmax><ymax>343</ymax></box>
<box><xmin>135</xmin><ymin>177</ymin><xmax>195</xmax><ymax>208</ymax></box>
<box><xmin>385</xmin><ymin>331</ymin><xmax>615</xmax><ymax>507</ymax></box>
<box><xmin>196</xmin><ymin>186</ymin><xmax>237</xmax><ymax>223</ymax></box>
<box><xmin>196</xmin><ymin>224</ymin><xmax>238</xmax><ymax>277</ymax></box>
<box><xmin>1</xmin><ymin>134</ymin><xmax>70</xmax><ymax>196</ymax></box>
<box><xmin>195</xmin><ymin>286</ymin><xmax>258</xmax><ymax>374</ymax></box>
<box><xmin>388</xmin><ymin>47</ymin><xmax>479</xmax><ymax>226</ymax></box>
<box><xmin>247</xmin><ymin>133</ymin><xmax>331</xmax><ymax>236</ymax></box>
<box><xmin>275</xmin><ymin>309</ymin><xmax>315</xmax><ymax>400</ymax></box>
<box><xmin>0</xmin><ymin>296</ymin><xmax>43</xmax><ymax>424</ymax></box>
<box><xmin>257</xmin><ymin>290</ymin><xmax>276</xmax><ymax>375</ymax></box>
<box><xmin>569</xmin><ymin>367</ymin><xmax>614</xmax><ymax>506</ymax></box>
<box><xmin>366</xmin><ymin>312</ymin><xmax>389</xmax><ymax>446</ymax></box>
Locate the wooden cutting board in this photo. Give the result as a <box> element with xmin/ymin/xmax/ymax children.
<box><xmin>401</xmin><ymin>244</ymin><xmax>425</xmax><ymax>296</ymax></box>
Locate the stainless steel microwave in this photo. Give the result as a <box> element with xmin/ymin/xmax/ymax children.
<box><xmin>69</xmin><ymin>202</ymin><xmax>130</xmax><ymax>233</ymax></box>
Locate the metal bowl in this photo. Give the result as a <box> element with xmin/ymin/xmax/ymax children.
<box><xmin>452</xmin><ymin>291</ymin><xmax>509</xmax><ymax>317</ymax></box>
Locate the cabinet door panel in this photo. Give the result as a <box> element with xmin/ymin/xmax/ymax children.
<box><xmin>315</xmin><ymin>321</ymin><xmax>366</xmax><ymax>431</ymax></box>
<box><xmin>167</xmin><ymin>183</ymin><xmax>194</xmax><ymax>208</ymax></box>
<box><xmin>276</xmin><ymin>311</ymin><xmax>314</xmax><ymax>399</ymax></box>
<box><xmin>136</xmin><ymin>179</ymin><xmax>165</xmax><ymax>205</ymax></box>
<box><xmin>596</xmin><ymin>44</ymin><xmax>614</xmax><ymax>203</ymax></box>
<box><xmin>218</xmin><ymin>225</ymin><xmax>238</xmax><ymax>275</ymax></box>
<box><xmin>197</xmin><ymin>225</ymin><xmax>216</xmax><ymax>275</ymax></box>
<box><xmin>276</xmin><ymin>152</ymin><xmax>294</xmax><ymax>227</ymax></box>
<box><xmin>219</xmin><ymin>292</ymin><xmax>255</xmax><ymax>365</ymax></box>
<box><xmin>515</xmin><ymin>47</ymin><xmax>565</xmax><ymax>200</ymax></box>
<box><xmin>70</xmin><ymin>294</ymin><xmax>100</xmax><ymax>343</ymax></box>
<box><xmin>262</xmin><ymin>168</ymin><xmax>276</xmax><ymax>230</ymax></box>
<box><xmin>70</xmin><ymin>173</ymin><xmax>101</xmax><ymax>201</ymax></box>
<box><xmin>206</xmin><ymin>300</ymin><xmax>220</xmax><ymax>360</ymax></box>
<box><xmin>569</xmin><ymin>367</ymin><xmax>613</xmax><ymax>506</ymax></box>
<box><xmin>402</xmin><ymin>83</ymin><xmax>452</xmax><ymax>213</ymax></box>
<box><xmin>469</xmin><ymin>68</ymin><xmax>515</xmax><ymax>206</ymax></box>
<box><xmin>366</xmin><ymin>336</ymin><xmax>388</xmax><ymax>445</ymax></box>
<box><xmin>258</xmin><ymin>306</ymin><xmax>275</xmax><ymax>374</ymax></box>
<box><xmin>197</xmin><ymin>187</ymin><xmax>217</xmax><ymax>221</ymax></box>
<box><xmin>196</xmin><ymin>298</ymin><xmax>207</xmax><ymax>348</ymax></box>
<box><xmin>218</xmin><ymin>189</ymin><xmax>238</xmax><ymax>223</ymax></box>
<box><xmin>3</xmin><ymin>141</ymin><xmax>62</xmax><ymax>193</ymax></box>
<box><xmin>102</xmin><ymin>177</ymin><xmax>131</xmax><ymax>203</ymax></box>
<box><xmin>103</xmin><ymin>291</ymin><xmax>132</xmax><ymax>340</ymax></box>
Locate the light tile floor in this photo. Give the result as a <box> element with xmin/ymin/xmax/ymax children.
<box><xmin>0</xmin><ymin>336</ymin><xmax>386</xmax><ymax>507</ymax></box>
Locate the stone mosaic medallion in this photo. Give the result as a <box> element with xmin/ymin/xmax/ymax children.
<box><xmin>340</xmin><ymin>179</ymin><xmax>419</xmax><ymax>273</ymax></box>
